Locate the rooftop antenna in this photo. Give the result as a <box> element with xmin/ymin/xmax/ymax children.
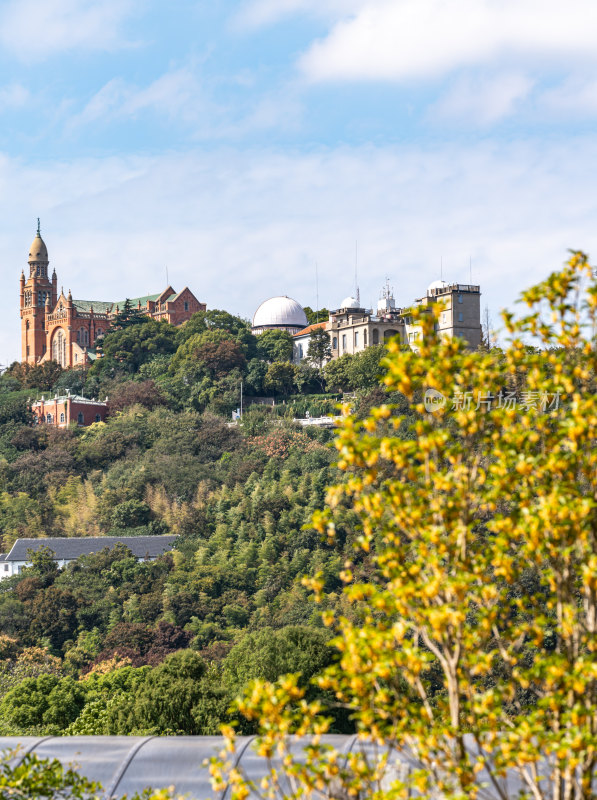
<box><xmin>315</xmin><ymin>261</ymin><xmax>319</xmax><ymax>324</ymax></box>
<box><xmin>37</xmin><ymin>218</ymin><xmax>41</xmax><ymax>236</ymax></box>
<box><xmin>355</xmin><ymin>241</ymin><xmax>360</xmax><ymax>305</ymax></box>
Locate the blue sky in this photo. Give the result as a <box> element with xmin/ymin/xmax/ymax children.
<box><xmin>2</xmin><ymin>0</ymin><xmax>597</xmax><ymax>363</ymax></box>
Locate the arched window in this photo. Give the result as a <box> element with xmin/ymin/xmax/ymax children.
<box><xmin>52</xmin><ymin>330</ymin><xmax>67</xmax><ymax>367</ymax></box>
<box><xmin>60</xmin><ymin>412</ymin><xmax>65</xmax><ymax>423</ymax></box>
<box><xmin>77</xmin><ymin>412</ymin><xmax>84</xmax><ymax>425</ymax></box>
<box><xmin>332</xmin><ymin>337</ymin><xmax>337</xmax><ymax>349</ymax></box>
<box><xmin>95</xmin><ymin>328</ymin><xmax>103</xmax><ymax>339</ymax></box>
<box><xmin>46</xmin><ymin>414</ymin><xmax>53</xmax><ymax>423</ymax></box>
<box><xmin>77</xmin><ymin>328</ymin><xmax>89</xmax><ymax>347</ymax></box>
<box><xmin>372</xmin><ymin>329</ymin><xmax>379</xmax><ymax>345</ymax></box>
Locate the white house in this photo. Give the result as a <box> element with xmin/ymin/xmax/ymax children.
<box><xmin>0</xmin><ymin>535</ymin><xmax>177</xmax><ymax>580</ymax></box>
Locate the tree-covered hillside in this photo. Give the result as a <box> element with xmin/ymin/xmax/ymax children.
<box><xmin>0</xmin><ymin>307</ymin><xmax>397</xmax><ymax>735</ymax></box>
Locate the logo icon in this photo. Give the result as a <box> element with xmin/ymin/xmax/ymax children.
<box><xmin>424</xmin><ymin>388</ymin><xmax>446</xmax><ymax>413</ymax></box>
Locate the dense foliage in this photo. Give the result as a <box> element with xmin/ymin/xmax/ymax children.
<box><xmin>0</xmin><ymin>305</ymin><xmax>398</xmax><ymax>737</ymax></box>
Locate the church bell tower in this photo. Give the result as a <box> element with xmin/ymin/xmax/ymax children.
<box><xmin>20</xmin><ymin>220</ymin><xmax>55</xmax><ymax>364</ymax></box>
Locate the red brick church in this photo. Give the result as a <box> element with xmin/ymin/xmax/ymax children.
<box><xmin>20</xmin><ymin>222</ymin><xmax>206</xmax><ymax>369</ymax></box>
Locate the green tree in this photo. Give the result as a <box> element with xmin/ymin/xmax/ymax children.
<box><xmin>306</xmin><ymin>327</ymin><xmax>331</xmax><ymax>368</ymax></box>
<box><xmin>256</xmin><ymin>330</ymin><xmax>293</xmax><ymax>363</ymax></box>
<box><xmin>303</xmin><ymin>307</ymin><xmax>329</xmax><ymax>325</ymax></box>
<box><xmin>99</xmin><ymin>318</ymin><xmax>177</xmax><ymax>373</ymax></box>
<box><xmin>263</xmin><ymin>362</ymin><xmax>298</xmax><ymax>396</ymax></box>
<box><xmin>223</xmin><ymin>626</ymin><xmax>333</xmax><ymax>697</ymax></box>
<box><xmin>323</xmin><ymin>353</ymin><xmax>352</xmax><ymax>392</ymax></box>
<box><xmin>244</xmin><ymin>358</ymin><xmax>268</xmax><ymax>395</ymax></box>
<box><xmin>110</xmin><ymin>298</ymin><xmax>147</xmax><ymax>330</ymax></box>
<box><xmin>346</xmin><ymin>343</ymin><xmax>386</xmax><ymax>389</ymax></box>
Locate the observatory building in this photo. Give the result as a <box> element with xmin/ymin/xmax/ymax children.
<box><xmin>252</xmin><ymin>296</ymin><xmax>308</xmax><ymax>335</ymax></box>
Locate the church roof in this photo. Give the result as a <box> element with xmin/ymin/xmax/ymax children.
<box><xmin>4</xmin><ymin>535</ymin><xmax>178</xmax><ymax>563</ymax></box>
<box><xmin>127</xmin><ymin>292</ymin><xmax>162</xmax><ymax>306</ymax></box>
<box><xmin>73</xmin><ymin>300</ymin><xmax>114</xmax><ymax>313</ymax></box>
<box><xmin>28</xmin><ymin>232</ymin><xmax>48</xmax><ymax>263</ymax></box>
<box><xmin>73</xmin><ymin>292</ymin><xmax>168</xmax><ymax>314</ymax></box>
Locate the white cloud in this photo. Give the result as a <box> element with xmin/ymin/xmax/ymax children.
<box><xmin>540</xmin><ymin>78</ymin><xmax>597</xmax><ymax>116</ymax></box>
<box><xmin>0</xmin><ymin>84</ymin><xmax>30</xmax><ymax>112</ymax></box>
<box><xmin>234</xmin><ymin>0</ymin><xmax>363</xmax><ymax>29</ymax></box>
<box><xmin>432</xmin><ymin>73</ymin><xmax>534</xmax><ymax>125</ymax></box>
<box><xmin>1</xmin><ymin>139</ymin><xmax>596</xmax><ymax>364</ymax></box>
<box><xmin>298</xmin><ymin>0</ymin><xmax>597</xmax><ymax>83</ymax></box>
<box><xmin>0</xmin><ymin>0</ymin><xmax>138</xmax><ymax>61</ymax></box>
<box><xmin>67</xmin><ymin>67</ymin><xmax>206</xmax><ymax>131</ymax></box>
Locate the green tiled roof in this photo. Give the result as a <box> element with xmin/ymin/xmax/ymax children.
<box><xmin>73</xmin><ymin>300</ymin><xmax>114</xmax><ymax>313</ymax></box>
<box><xmin>73</xmin><ymin>290</ymin><xmax>172</xmax><ymax>315</ymax></box>
<box><xmin>126</xmin><ymin>293</ymin><xmax>161</xmax><ymax>306</ymax></box>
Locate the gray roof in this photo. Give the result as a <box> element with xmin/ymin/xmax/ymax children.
<box><xmin>5</xmin><ymin>536</ymin><xmax>177</xmax><ymax>562</ymax></box>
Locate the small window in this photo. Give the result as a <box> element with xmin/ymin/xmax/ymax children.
<box><xmin>458</xmin><ymin>312</ymin><xmax>463</xmax><ymax>323</ymax></box>
<box><xmin>342</xmin><ymin>334</ymin><xmax>347</xmax><ymax>351</ymax></box>
<box><xmin>26</xmin><ymin>345</ymin><xmax>30</xmax><ymax>356</ymax></box>
<box><xmin>184</xmin><ymin>301</ymin><xmax>189</xmax><ymax>312</ymax></box>
<box><xmin>372</xmin><ymin>329</ymin><xmax>379</xmax><ymax>345</ymax></box>
<box><xmin>298</xmin><ymin>344</ymin><xmax>303</xmax><ymax>359</ymax></box>
<box><xmin>60</xmin><ymin>412</ymin><xmax>65</xmax><ymax>423</ymax></box>
<box><xmin>77</xmin><ymin>412</ymin><xmax>84</xmax><ymax>425</ymax></box>
<box><xmin>95</xmin><ymin>414</ymin><xmax>101</xmax><ymax>422</ymax></box>
<box><xmin>363</xmin><ymin>331</ymin><xmax>367</xmax><ymax>346</ymax></box>
<box><xmin>354</xmin><ymin>331</ymin><xmax>359</xmax><ymax>347</ymax></box>
<box><xmin>46</xmin><ymin>414</ymin><xmax>53</xmax><ymax>423</ymax></box>
<box><xmin>332</xmin><ymin>336</ymin><xmax>337</xmax><ymax>349</ymax></box>
<box><xmin>3</xmin><ymin>564</ymin><xmax>8</xmax><ymax>571</ymax></box>
<box><xmin>458</xmin><ymin>294</ymin><xmax>463</xmax><ymax>304</ymax></box>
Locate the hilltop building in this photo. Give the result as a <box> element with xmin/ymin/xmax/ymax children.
<box><xmin>404</xmin><ymin>280</ymin><xmax>481</xmax><ymax>348</ymax></box>
<box><xmin>292</xmin><ymin>279</ymin><xmax>481</xmax><ymax>364</ymax></box>
<box><xmin>31</xmin><ymin>393</ymin><xmax>108</xmax><ymax>427</ymax></box>
<box><xmin>252</xmin><ymin>296</ymin><xmax>308</xmax><ymax>335</ymax></box>
<box><xmin>20</xmin><ymin>223</ymin><xmax>205</xmax><ymax>369</ymax></box>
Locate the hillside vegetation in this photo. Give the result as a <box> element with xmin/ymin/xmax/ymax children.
<box><xmin>0</xmin><ymin>308</ymin><xmax>398</xmax><ymax>735</ymax></box>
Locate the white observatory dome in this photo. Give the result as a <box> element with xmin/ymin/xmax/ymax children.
<box><xmin>427</xmin><ymin>280</ymin><xmax>448</xmax><ymax>294</ymax></box>
<box><xmin>340</xmin><ymin>296</ymin><xmax>359</xmax><ymax>309</ymax></box>
<box><xmin>252</xmin><ymin>296</ymin><xmax>308</xmax><ymax>332</ymax></box>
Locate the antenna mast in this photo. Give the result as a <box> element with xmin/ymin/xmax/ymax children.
<box><xmin>355</xmin><ymin>241</ymin><xmax>360</xmax><ymax>305</ymax></box>
<box><xmin>315</xmin><ymin>261</ymin><xmax>319</xmax><ymax>324</ymax></box>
